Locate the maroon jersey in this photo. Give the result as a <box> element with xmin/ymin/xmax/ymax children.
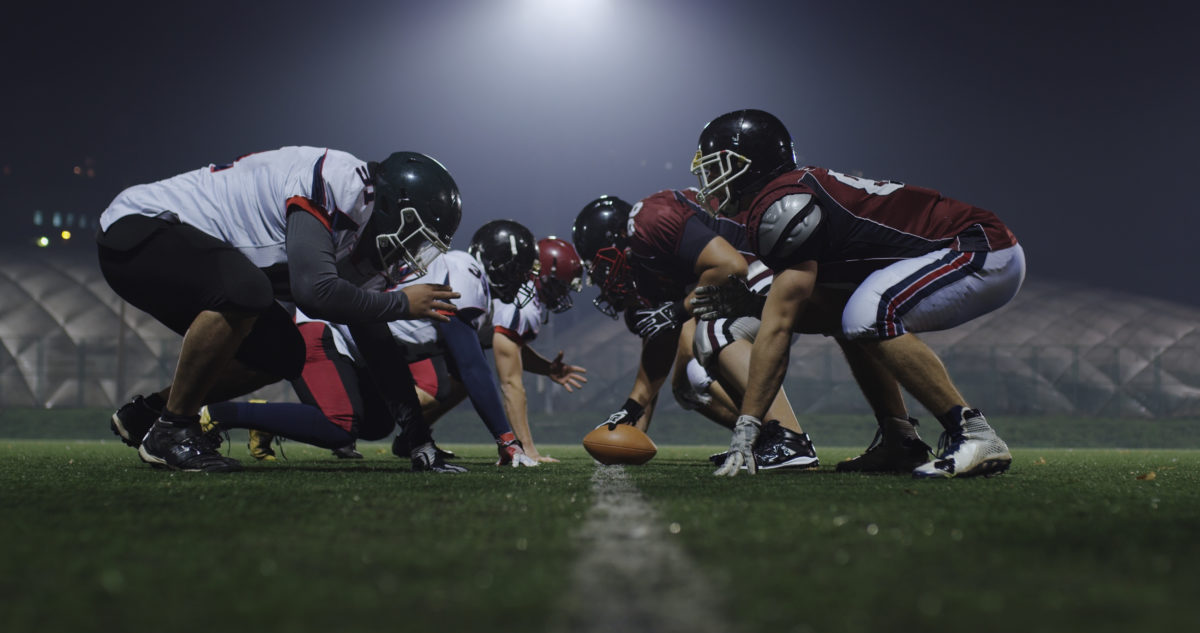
<box><xmin>748</xmin><ymin>167</ymin><xmax>1017</xmax><ymax>283</ymax></box>
<box><xmin>627</xmin><ymin>188</ymin><xmax>751</xmax><ymax>303</ymax></box>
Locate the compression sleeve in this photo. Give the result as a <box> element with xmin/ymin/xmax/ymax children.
<box><xmin>436</xmin><ymin>315</ymin><xmax>513</xmax><ymax>440</ymax></box>
<box><xmin>286</xmin><ymin>210</ymin><xmax>410</xmax><ymax>324</ymax></box>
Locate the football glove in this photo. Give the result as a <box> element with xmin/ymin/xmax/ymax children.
<box><xmin>633</xmin><ymin>301</ymin><xmax>684</xmax><ymax>339</ymax></box>
<box><xmin>714</xmin><ymin>415</ymin><xmax>761</xmax><ymax>477</ymax></box>
<box><xmin>692</xmin><ymin>275</ymin><xmax>766</xmax><ymax>321</ymax></box>
<box><xmin>596</xmin><ymin>399</ymin><xmax>646</xmax><ymax>429</ymax></box>
<box><xmin>497</xmin><ymin>434</ymin><xmax>539</xmax><ymax>468</ymax></box>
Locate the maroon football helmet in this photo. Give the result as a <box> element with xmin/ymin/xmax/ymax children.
<box><xmin>534</xmin><ymin>237</ymin><xmax>584</xmax><ymax>313</ymax></box>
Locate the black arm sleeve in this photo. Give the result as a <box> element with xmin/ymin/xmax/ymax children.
<box><xmin>286</xmin><ymin>210</ymin><xmax>410</xmax><ymax>324</ymax></box>
<box><xmin>437</xmin><ymin>315</ymin><xmax>513</xmax><ymax>441</ymax></box>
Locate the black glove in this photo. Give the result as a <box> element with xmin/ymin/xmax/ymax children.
<box><xmin>691</xmin><ymin>275</ymin><xmax>766</xmax><ymax>321</ymax></box>
<box><xmin>597</xmin><ymin>399</ymin><xmax>646</xmax><ymax>429</ymax></box>
<box><xmin>632</xmin><ymin>300</ymin><xmax>685</xmax><ymax>339</ymax></box>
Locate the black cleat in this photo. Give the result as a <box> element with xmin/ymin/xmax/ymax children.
<box><xmin>754</xmin><ymin>421</ymin><xmax>820</xmax><ymax>470</ymax></box>
<box><xmin>410</xmin><ymin>443</ymin><xmax>467</xmax><ymax>473</ymax></box>
<box><xmin>709</xmin><ymin>421</ymin><xmax>819</xmax><ymax>470</ymax></box>
<box><xmin>836</xmin><ymin>418</ymin><xmax>932</xmax><ymax>474</ymax></box>
<box><xmin>392</xmin><ymin>435</ymin><xmax>455</xmax><ymax>460</ymax></box>
<box><xmin>332</xmin><ymin>443</ymin><xmax>363</xmax><ymax>459</ymax></box>
<box><xmin>110</xmin><ymin>395</ymin><xmax>160</xmax><ymax>448</ymax></box>
<box><xmin>138</xmin><ymin>419</ymin><xmax>243</xmax><ymax>473</ymax></box>
<box><xmin>836</xmin><ymin>432</ymin><xmax>932</xmax><ymax>473</ymax></box>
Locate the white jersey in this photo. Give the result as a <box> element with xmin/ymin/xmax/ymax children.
<box><xmin>491</xmin><ymin>285</ymin><xmax>547</xmax><ymax>345</ymax></box>
<box><xmin>299</xmin><ymin>250</ymin><xmax>492</xmax><ymax>363</ymax></box>
<box><xmin>100</xmin><ymin>146</ymin><xmax>375</xmax><ymax>268</ymax></box>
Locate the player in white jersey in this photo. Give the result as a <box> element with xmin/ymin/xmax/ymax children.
<box><xmin>100</xmin><ymin>148</ymin><xmax>462</xmax><ymax>473</ymax></box>
<box><xmin>406</xmin><ymin>237</ymin><xmax>588</xmax><ymax>463</ymax></box>
<box><xmin>199</xmin><ymin>221</ymin><xmax>550</xmax><ymax>470</ymax></box>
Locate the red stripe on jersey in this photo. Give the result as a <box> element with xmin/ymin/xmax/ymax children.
<box><xmin>883</xmin><ymin>251</ymin><xmax>975</xmax><ymax>337</ymax></box>
<box><xmin>286</xmin><ymin>195</ymin><xmax>332</xmax><ymax>231</ymax></box>
<box><xmin>493</xmin><ymin>325</ymin><xmax>527</xmax><ymax>345</ymax></box>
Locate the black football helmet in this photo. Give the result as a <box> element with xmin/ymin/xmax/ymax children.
<box><xmin>691</xmin><ymin>109</ymin><xmax>796</xmax><ymax>216</ymax></box>
<box><xmin>571</xmin><ymin>195</ymin><xmax>635</xmax><ymax>318</ymax></box>
<box><xmin>365</xmin><ymin>151</ymin><xmax>462</xmax><ymax>277</ymax></box>
<box><xmin>534</xmin><ymin>237</ymin><xmax>583</xmax><ymax>313</ymax></box>
<box><xmin>468</xmin><ymin>219</ymin><xmax>538</xmax><ymax>306</ymax></box>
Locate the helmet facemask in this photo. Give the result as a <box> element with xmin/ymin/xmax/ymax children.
<box><xmin>471</xmin><ymin>246</ymin><xmax>537</xmax><ymax>307</ymax></box>
<box><xmin>491</xmin><ymin>261</ymin><xmax>538</xmax><ymax>308</ymax></box>
<box><xmin>587</xmin><ymin>246</ymin><xmax>634</xmax><ymax>319</ymax></box>
<box><xmin>691</xmin><ymin>148</ymin><xmax>751</xmax><ymax>216</ymax></box>
<box><xmin>537</xmin><ymin>274</ymin><xmax>581</xmax><ymax>313</ymax></box>
<box><xmin>376</xmin><ymin>206</ymin><xmax>451</xmax><ymax>277</ymax></box>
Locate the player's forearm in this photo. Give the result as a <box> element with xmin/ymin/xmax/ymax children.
<box><xmin>286</xmin><ymin>211</ymin><xmax>408</xmax><ymax>323</ymax></box>
<box><xmin>519</xmin><ymin>345</ymin><xmax>553</xmax><ymax>375</ymax></box>
<box><xmin>630</xmin><ymin>335</ymin><xmax>674</xmax><ymax>405</ymax></box>
<box><xmin>742</xmin><ymin>319</ymin><xmax>792</xmax><ymax>420</ymax></box>
<box><xmin>438</xmin><ymin>318</ymin><xmax>512</xmax><ymax>439</ymax></box>
<box><xmin>500</xmin><ymin>382</ymin><xmax>537</xmax><ymax>453</ymax></box>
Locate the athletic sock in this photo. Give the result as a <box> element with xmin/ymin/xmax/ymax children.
<box><xmin>159</xmin><ymin>409</ymin><xmax>200</xmax><ymax>427</ymax></box>
<box><xmin>144</xmin><ymin>392</ymin><xmax>166</xmax><ymax>412</ymax></box>
<box><xmin>207</xmin><ymin>401</ymin><xmax>354</xmax><ymax>449</ymax></box>
<box><xmin>878</xmin><ymin>415</ymin><xmax>920</xmax><ymax>440</ymax></box>
<box><xmin>935</xmin><ymin>405</ymin><xmax>966</xmax><ymax>431</ymax></box>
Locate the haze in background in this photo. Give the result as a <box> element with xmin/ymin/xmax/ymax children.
<box><xmin>2</xmin><ymin>0</ymin><xmax>1197</xmax><ymax>304</ymax></box>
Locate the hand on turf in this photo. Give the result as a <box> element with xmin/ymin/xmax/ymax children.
<box><xmin>714</xmin><ymin>415</ymin><xmax>761</xmax><ymax>477</ymax></box>
<box><xmin>548</xmin><ymin>351</ymin><xmax>588</xmax><ymax>392</ymax></box>
<box><xmin>402</xmin><ymin>284</ymin><xmax>460</xmax><ymax>322</ymax></box>
<box><xmin>509</xmin><ymin>452</ymin><xmax>539</xmax><ymax>468</ymax></box>
<box><xmin>692</xmin><ymin>276</ymin><xmax>764</xmax><ymax>321</ymax></box>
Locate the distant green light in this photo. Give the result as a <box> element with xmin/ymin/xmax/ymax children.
<box><xmin>37</xmin><ymin>236</ymin><xmax>50</xmax><ymax>247</ymax></box>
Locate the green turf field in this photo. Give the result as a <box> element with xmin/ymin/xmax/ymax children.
<box><xmin>1</xmin><ymin>439</ymin><xmax>1197</xmax><ymax>633</ymax></box>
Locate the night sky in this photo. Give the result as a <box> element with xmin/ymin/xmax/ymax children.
<box><xmin>3</xmin><ymin>0</ymin><xmax>1198</xmax><ymax>305</ymax></box>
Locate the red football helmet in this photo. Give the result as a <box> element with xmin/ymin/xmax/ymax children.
<box><xmin>534</xmin><ymin>237</ymin><xmax>584</xmax><ymax>313</ymax></box>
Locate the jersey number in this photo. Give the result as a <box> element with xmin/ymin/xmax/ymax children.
<box><xmin>826</xmin><ymin>169</ymin><xmax>904</xmax><ymax>196</ymax></box>
<box><xmin>627</xmin><ymin>201</ymin><xmax>644</xmax><ymax>236</ymax></box>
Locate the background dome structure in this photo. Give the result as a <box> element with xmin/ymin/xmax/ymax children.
<box><xmin>2</xmin><ymin>250</ymin><xmax>1197</xmax><ymax>418</ymax></box>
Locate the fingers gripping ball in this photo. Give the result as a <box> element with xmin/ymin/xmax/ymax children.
<box><xmin>582</xmin><ymin>424</ymin><xmax>658</xmax><ymax>465</ymax></box>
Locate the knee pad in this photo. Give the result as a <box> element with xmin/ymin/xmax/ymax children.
<box><xmin>673</xmin><ymin>359</ymin><xmax>714</xmax><ymax>411</ymax></box>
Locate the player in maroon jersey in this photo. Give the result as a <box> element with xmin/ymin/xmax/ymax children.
<box><xmin>572</xmin><ymin>192</ymin><xmax>820</xmax><ymax>470</ymax></box>
<box><xmin>694</xmin><ymin>109</ymin><xmax>1024</xmax><ymax>479</ymax></box>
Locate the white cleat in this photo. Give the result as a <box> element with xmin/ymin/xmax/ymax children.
<box><xmin>913</xmin><ymin>409</ymin><xmax>1012</xmax><ymax>479</ymax></box>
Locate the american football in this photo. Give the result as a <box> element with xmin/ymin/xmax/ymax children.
<box><xmin>582</xmin><ymin>423</ymin><xmax>658</xmax><ymax>465</ymax></box>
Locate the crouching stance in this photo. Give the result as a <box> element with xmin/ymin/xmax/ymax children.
<box><xmin>695</xmin><ymin>110</ymin><xmax>1023</xmax><ymax>478</ymax></box>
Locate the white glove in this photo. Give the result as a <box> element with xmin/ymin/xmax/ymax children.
<box><xmin>509</xmin><ymin>451</ymin><xmax>539</xmax><ymax>468</ymax></box>
<box><xmin>714</xmin><ymin>415</ymin><xmax>761</xmax><ymax>477</ymax></box>
<box><xmin>497</xmin><ymin>437</ymin><xmax>540</xmax><ymax>468</ymax></box>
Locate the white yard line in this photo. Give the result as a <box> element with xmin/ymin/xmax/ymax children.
<box><xmin>549</xmin><ymin>465</ymin><xmax>729</xmax><ymax>633</ymax></box>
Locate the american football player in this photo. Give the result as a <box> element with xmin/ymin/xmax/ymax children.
<box><xmin>197</xmin><ymin>220</ymin><xmax>551</xmax><ymax>470</ymax></box>
<box><xmin>571</xmin><ymin>192</ymin><xmax>819</xmax><ymax>470</ymax></box>
<box><xmin>99</xmin><ymin>148</ymin><xmax>462</xmax><ymax>473</ymax></box>
<box><xmin>399</xmin><ymin>237</ymin><xmax>589</xmax><ymax>463</ymax></box>
<box><xmin>695</xmin><ymin>109</ymin><xmax>1024</xmax><ymax>478</ymax></box>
